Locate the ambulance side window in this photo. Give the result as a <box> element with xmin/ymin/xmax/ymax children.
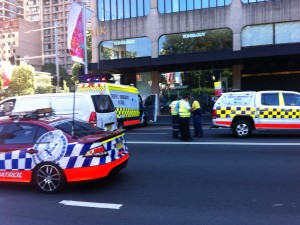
<box><xmin>261</xmin><ymin>93</ymin><xmax>279</xmax><ymax>106</ymax></box>
<box><xmin>282</xmin><ymin>93</ymin><xmax>300</xmax><ymax>106</ymax></box>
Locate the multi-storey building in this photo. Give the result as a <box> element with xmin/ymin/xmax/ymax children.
<box><xmin>24</xmin><ymin>0</ymin><xmax>91</xmax><ymax>74</ymax></box>
<box><xmin>0</xmin><ymin>18</ymin><xmax>42</xmax><ymax>69</ymax></box>
<box><xmin>90</xmin><ymin>0</ymin><xmax>300</xmax><ymax>103</ymax></box>
<box><xmin>0</xmin><ymin>0</ymin><xmax>24</xmax><ymax>21</ymax></box>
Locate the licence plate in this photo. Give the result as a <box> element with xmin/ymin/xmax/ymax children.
<box><xmin>116</xmin><ymin>142</ymin><xmax>124</xmax><ymax>150</ymax></box>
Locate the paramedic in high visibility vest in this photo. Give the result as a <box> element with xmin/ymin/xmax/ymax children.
<box><xmin>175</xmin><ymin>94</ymin><xmax>192</xmax><ymax>141</ymax></box>
<box><xmin>190</xmin><ymin>96</ymin><xmax>203</xmax><ymax>138</ymax></box>
<box><xmin>169</xmin><ymin>96</ymin><xmax>182</xmax><ymax>138</ymax></box>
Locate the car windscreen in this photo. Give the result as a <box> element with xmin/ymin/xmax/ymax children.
<box><xmin>50</xmin><ymin>119</ymin><xmax>104</xmax><ymax>138</ymax></box>
<box><xmin>91</xmin><ymin>95</ymin><xmax>115</xmax><ymax>113</ymax></box>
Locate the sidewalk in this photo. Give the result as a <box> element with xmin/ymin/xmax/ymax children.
<box><xmin>150</xmin><ymin>113</ymin><xmax>212</xmax><ymax>126</ymax></box>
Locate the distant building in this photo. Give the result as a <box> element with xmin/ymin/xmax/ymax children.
<box><xmin>0</xmin><ymin>18</ymin><xmax>42</xmax><ymax>71</ymax></box>
<box><xmin>0</xmin><ymin>0</ymin><xmax>24</xmax><ymax>21</ymax></box>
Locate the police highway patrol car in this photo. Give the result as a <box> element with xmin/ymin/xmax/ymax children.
<box><xmin>212</xmin><ymin>91</ymin><xmax>300</xmax><ymax>137</ymax></box>
<box><xmin>0</xmin><ymin>108</ymin><xmax>129</xmax><ymax>193</ymax></box>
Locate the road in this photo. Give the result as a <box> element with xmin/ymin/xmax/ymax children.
<box><xmin>1</xmin><ymin>125</ymin><xmax>300</xmax><ymax>225</ymax></box>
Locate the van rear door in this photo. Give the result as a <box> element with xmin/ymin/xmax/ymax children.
<box><xmin>144</xmin><ymin>94</ymin><xmax>158</xmax><ymax>122</ymax></box>
<box><xmin>91</xmin><ymin>94</ymin><xmax>117</xmax><ymax>130</ymax></box>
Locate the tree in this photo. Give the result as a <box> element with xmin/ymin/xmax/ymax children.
<box><xmin>8</xmin><ymin>64</ymin><xmax>34</xmax><ymax>96</ymax></box>
<box><xmin>34</xmin><ymin>72</ymin><xmax>55</xmax><ymax>94</ymax></box>
<box><xmin>41</xmin><ymin>63</ymin><xmax>73</xmax><ymax>90</ymax></box>
<box><xmin>0</xmin><ymin>74</ymin><xmax>3</xmax><ymax>91</ymax></box>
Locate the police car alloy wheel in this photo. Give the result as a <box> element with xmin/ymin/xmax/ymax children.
<box><xmin>232</xmin><ymin>120</ymin><xmax>252</xmax><ymax>138</ymax></box>
<box><xmin>33</xmin><ymin>162</ymin><xmax>66</xmax><ymax>194</ymax></box>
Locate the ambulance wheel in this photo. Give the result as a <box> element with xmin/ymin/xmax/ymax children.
<box><xmin>32</xmin><ymin>162</ymin><xmax>66</xmax><ymax>194</ymax></box>
<box><xmin>232</xmin><ymin>120</ymin><xmax>252</xmax><ymax>138</ymax></box>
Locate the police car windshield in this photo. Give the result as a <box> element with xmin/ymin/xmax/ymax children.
<box><xmin>50</xmin><ymin>119</ymin><xmax>103</xmax><ymax>138</ymax></box>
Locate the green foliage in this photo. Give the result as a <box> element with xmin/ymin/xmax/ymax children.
<box><xmin>71</xmin><ymin>63</ymin><xmax>82</xmax><ymax>84</ymax></box>
<box><xmin>8</xmin><ymin>65</ymin><xmax>35</xmax><ymax>96</ymax></box>
<box><xmin>41</xmin><ymin>62</ymin><xmax>73</xmax><ymax>90</ymax></box>
<box><xmin>87</xmin><ymin>29</ymin><xmax>92</xmax><ymax>63</ymax></box>
<box><xmin>60</xmin><ymin>80</ymin><xmax>70</xmax><ymax>93</ymax></box>
<box><xmin>34</xmin><ymin>73</ymin><xmax>55</xmax><ymax>94</ymax></box>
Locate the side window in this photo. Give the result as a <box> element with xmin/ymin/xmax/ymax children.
<box><xmin>261</xmin><ymin>93</ymin><xmax>279</xmax><ymax>106</ymax></box>
<box><xmin>0</xmin><ymin>99</ymin><xmax>16</xmax><ymax>116</ymax></box>
<box><xmin>283</xmin><ymin>93</ymin><xmax>300</xmax><ymax>106</ymax></box>
<box><xmin>3</xmin><ymin>123</ymin><xmax>48</xmax><ymax>144</ymax></box>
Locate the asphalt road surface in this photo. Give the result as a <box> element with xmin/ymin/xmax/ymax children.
<box><xmin>1</xmin><ymin>125</ymin><xmax>300</xmax><ymax>225</ymax></box>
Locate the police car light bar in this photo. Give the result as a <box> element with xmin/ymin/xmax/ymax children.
<box><xmin>10</xmin><ymin>108</ymin><xmax>53</xmax><ymax>119</ymax></box>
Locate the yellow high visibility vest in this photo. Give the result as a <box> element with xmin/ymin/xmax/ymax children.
<box><xmin>179</xmin><ymin>100</ymin><xmax>190</xmax><ymax>117</ymax></box>
<box><xmin>169</xmin><ymin>100</ymin><xmax>178</xmax><ymax>115</ymax></box>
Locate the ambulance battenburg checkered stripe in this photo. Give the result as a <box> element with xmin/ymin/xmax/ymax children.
<box><xmin>257</xmin><ymin>108</ymin><xmax>300</xmax><ymax>119</ymax></box>
<box><xmin>77</xmin><ymin>83</ymin><xmax>107</xmax><ymax>92</ymax></box>
<box><xmin>215</xmin><ymin>106</ymin><xmax>256</xmax><ymax>118</ymax></box>
<box><xmin>0</xmin><ymin>135</ymin><xmax>128</xmax><ymax>171</ymax></box>
<box><xmin>215</xmin><ymin>106</ymin><xmax>300</xmax><ymax>119</ymax></box>
<box><xmin>116</xmin><ymin>107</ymin><xmax>140</xmax><ymax>118</ymax></box>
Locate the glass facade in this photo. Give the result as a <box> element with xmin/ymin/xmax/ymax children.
<box><xmin>100</xmin><ymin>37</ymin><xmax>151</xmax><ymax>60</ymax></box>
<box><xmin>241</xmin><ymin>21</ymin><xmax>300</xmax><ymax>47</ymax></box>
<box><xmin>158</xmin><ymin>0</ymin><xmax>231</xmax><ymax>13</ymax></box>
<box><xmin>241</xmin><ymin>0</ymin><xmax>270</xmax><ymax>3</ymax></box>
<box><xmin>159</xmin><ymin>28</ymin><xmax>233</xmax><ymax>55</ymax></box>
<box><xmin>98</xmin><ymin>0</ymin><xmax>150</xmax><ymax>21</ymax></box>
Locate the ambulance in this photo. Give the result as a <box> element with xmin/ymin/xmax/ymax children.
<box><xmin>212</xmin><ymin>90</ymin><xmax>300</xmax><ymax>138</ymax></box>
<box><xmin>77</xmin><ymin>82</ymin><xmax>158</xmax><ymax>128</ymax></box>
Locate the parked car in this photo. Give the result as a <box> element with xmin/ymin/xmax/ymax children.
<box><xmin>0</xmin><ymin>108</ymin><xmax>129</xmax><ymax>193</ymax></box>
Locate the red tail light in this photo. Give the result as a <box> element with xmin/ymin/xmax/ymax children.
<box><xmin>212</xmin><ymin>109</ymin><xmax>217</xmax><ymax>119</ymax></box>
<box><xmin>84</xmin><ymin>145</ymin><xmax>108</xmax><ymax>157</ymax></box>
<box><xmin>89</xmin><ymin>112</ymin><xmax>97</xmax><ymax>126</ymax></box>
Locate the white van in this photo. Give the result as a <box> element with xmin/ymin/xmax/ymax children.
<box><xmin>0</xmin><ymin>92</ymin><xmax>117</xmax><ymax>130</ymax></box>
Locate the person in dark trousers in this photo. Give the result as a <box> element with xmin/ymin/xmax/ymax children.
<box><xmin>175</xmin><ymin>94</ymin><xmax>192</xmax><ymax>141</ymax></box>
<box><xmin>190</xmin><ymin>96</ymin><xmax>203</xmax><ymax>138</ymax></box>
<box><xmin>169</xmin><ymin>96</ymin><xmax>181</xmax><ymax>138</ymax></box>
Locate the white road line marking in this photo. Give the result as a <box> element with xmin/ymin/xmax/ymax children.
<box><xmin>127</xmin><ymin>141</ymin><xmax>300</xmax><ymax>145</ymax></box>
<box><xmin>59</xmin><ymin>200</ymin><xmax>122</xmax><ymax>209</ymax></box>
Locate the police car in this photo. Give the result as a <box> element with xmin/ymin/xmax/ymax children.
<box><xmin>0</xmin><ymin>108</ymin><xmax>129</xmax><ymax>193</ymax></box>
<box><xmin>212</xmin><ymin>90</ymin><xmax>300</xmax><ymax>137</ymax></box>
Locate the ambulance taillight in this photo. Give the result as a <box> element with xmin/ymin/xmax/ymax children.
<box><xmin>89</xmin><ymin>112</ymin><xmax>97</xmax><ymax>126</ymax></box>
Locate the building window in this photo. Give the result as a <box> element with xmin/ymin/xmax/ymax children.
<box><xmin>98</xmin><ymin>0</ymin><xmax>150</xmax><ymax>21</ymax></box>
<box><xmin>159</xmin><ymin>28</ymin><xmax>233</xmax><ymax>55</ymax></box>
<box><xmin>241</xmin><ymin>21</ymin><xmax>300</xmax><ymax>47</ymax></box>
<box><xmin>275</xmin><ymin>21</ymin><xmax>300</xmax><ymax>44</ymax></box>
<box><xmin>241</xmin><ymin>0</ymin><xmax>270</xmax><ymax>3</ymax></box>
<box><xmin>158</xmin><ymin>0</ymin><xmax>231</xmax><ymax>13</ymax></box>
<box><xmin>100</xmin><ymin>37</ymin><xmax>151</xmax><ymax>60</ymax></box>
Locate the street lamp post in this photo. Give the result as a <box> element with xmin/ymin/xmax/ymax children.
<box><xmin>54</xmin><ymin>23</ymin><xmax>60</xmax><ymax>93</ymax></box>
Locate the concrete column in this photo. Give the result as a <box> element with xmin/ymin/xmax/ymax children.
<box><xmin>232</xmin><ymin>64</ymin><xmax>243</xmax><ymax>90</ymax></box>
<box><xmin>151</xmin><ymin>71</ymin><xmax>160</xmax><ymax>94</ymax></box>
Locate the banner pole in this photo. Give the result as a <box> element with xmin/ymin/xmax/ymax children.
<box><xmin>83</xmin><ymin>0</ymin><xmax>88</xmax><ymax>75</ymax></box>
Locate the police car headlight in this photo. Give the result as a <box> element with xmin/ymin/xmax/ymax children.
<box><xmin>84</xmin><ymin>145</ymin><xmax>108</xmax><ymax>157</ymax></box>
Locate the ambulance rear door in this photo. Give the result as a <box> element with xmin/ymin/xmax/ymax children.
<box><xmin>143</xmin><ymin>94</ymin><xmax>158</xmax><ymax>122</ymax></box>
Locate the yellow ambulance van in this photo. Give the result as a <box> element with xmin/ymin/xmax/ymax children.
<box><xmin>77</xmin><ymin>82</ymin><xmax>157</xmax><ymax>129</ymax></box>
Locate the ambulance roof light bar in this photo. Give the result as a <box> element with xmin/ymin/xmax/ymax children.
<box><xmin>79</xmin><ymin>74</ymin><xmax>115</xmax><ymax>83</ymax></box>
